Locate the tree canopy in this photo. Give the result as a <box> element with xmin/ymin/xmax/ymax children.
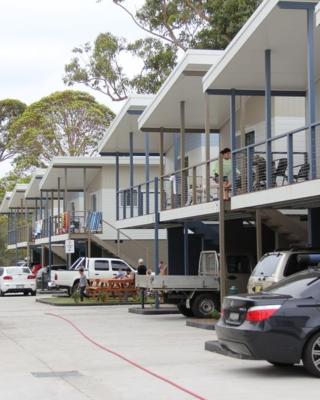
<box><xmin>8</xmin><ymin>90</ymin><xmax>114</xmax><ymax>172</ymax></box>
<box><xmin>64</xmin><ymin>0</ymin><xmax>261</xmax><ymax>98</ymax></box>
<box><xmin>0</xmin><ymin>99</ymin><xmax>27</xmax><ymax>163</ymax></box>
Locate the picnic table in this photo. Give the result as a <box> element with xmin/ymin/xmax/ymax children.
<box><xmin>87</xmin><ymin>277</ymin><xmax>137</xmax><ymax>301</ymax></box>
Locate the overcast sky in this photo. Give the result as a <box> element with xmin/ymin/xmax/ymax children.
<box><xmin>0</xmin><ymin>0</ymin><xmax>146</xmax><ymax>176</ymax></box>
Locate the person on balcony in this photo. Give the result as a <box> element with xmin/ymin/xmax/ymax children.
<box><xmin>211</xmin><ymin>148</ymin><xmax>238</xmax><ymax>200</ymax></box>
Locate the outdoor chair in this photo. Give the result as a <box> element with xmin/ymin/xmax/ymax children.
<box><xmin>294</xmin><ymin>163</ymin><xmax>309</xmax><ymax>182</ymax></box>
<box><xmin>272</xmin><ymin>158</ymin><xmax>288</xmax><ymax>186</ymax></box>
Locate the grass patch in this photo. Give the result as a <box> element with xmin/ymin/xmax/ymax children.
<box><xmin>39</xmin><ymin>295</ymin><xmax>155</xmax><ymax>306</ymax></box>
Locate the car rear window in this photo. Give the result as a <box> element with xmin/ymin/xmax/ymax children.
<box><xmin>5</xmin><ymin>267</ymin><xmax>30</xmax><ymax>275</ymax></box>
<box><xmin>264</xmin><ymin>272</ymin><xmax>320</xmax><ymax>298</ymax></box>
<box><xmin>251</xmin><ymin>253</ymin><xmax>284</xmax><ymax>277</ymax></box>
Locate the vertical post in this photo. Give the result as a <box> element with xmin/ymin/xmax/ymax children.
<box><xmin>192</xmin><ymin>166</ymin><xmax>197</xmax><ymax>204</ymax></box>
<box><xmin>204</xmin><ymin>93</ymin><xmax>211</xmax><ymax>202</ymax></box>
<box><xmin>154</xmin><ymin>177</ymin><xmax>160</xmax><ymax>309</ymax></box>
<box><xmin>256</xmin><ymin>210</ymin><xmax>263</xmax><ymax>261</ymax></box>
<box><xmin>129</xmin><ymin>131</ymin><xmax>134</xmax><ymax>218</ymax></box>
<box><xmin>219</xmin><ymin>149</ymin><xmax>227</xmax><ymax>304</ymax></box>
<box><xmin>287</xmin><ymin>134</ymin><xmax>294</xmax><ymax>184</ymax></box>
<box><xmin>57</xmin><ymin>177</ymin><xmax>61</xmax><ymax>233</ymax></box>
<box><xmin>247</xmin><ymin>147</ymin><xmax>254</xmax><ymax>192</ymax></box>
<box><xmin>230</xmin><ymin>90</ymin><xmax>237</xmax><ymax>196</ymax></box>
<box><xmin>183</xmin><ymin>223</ymin><xmax>189</xmax><ymax>275</ymax></box>
<box><xmin>265</xmin><ymin>49</ymin><xmax>273</xmax><ymax>188</ymax></box>
<box><xmin>160</xmin><ymin>129</ymin><xmax>164</xmax><ymax>210</ymax></box>
<box><xmin>138</xmin><ymin>185</ymin><xmax>142</xmax><ymax>216</ymax></box>
<box><xmin>307</xmin><ymin>7</ymin><xmax>316</xmax><ymax>179</ymax></box>
<box><xmin>144</xmin><ymin>134</ymin><xmax>150</xmax><ymax>214</ymax></box>
<box><xmin>83</xmin><ymin>168</ymin><xmax>87</xmax><ymax>225</ymax></box>
<box><xmin>51</xmin><ymin>191</ymin><xmax>54</xmax><ymax>218</ymax></box>
<box><xmin>41</xmin><ymin>245</ymin><xmax>45</xmax><ymax>270</ymax></box>
<box><xmin>64</xmin><ymin>168</ymin><xmax>68</xmax><ymax>213</ymax></box>
<box><xmin>117</xmin><ymin>229</ymin><xmax>120</xmax><ymax>257</ymax></box>
<box><xmin>180</xmin><ymin>101</ymin><xmax>186</xmax><ymax>207</ymax></box>
<box><xmin>35</xmin><ymin>199</ymin><xmax>38</xmax><ymax>222</ymax></box>
<box><xmin>115</xmin><ymin>153</ymin><xmax>120</xmax><ymax>220</ymax></box>
<box><xmin>45</xmin><ymin>192</ymin><xmax>49</xmax><ymax>236</ymax></box>
<box><xmin>40</xmin><ymin>191</ymin><xmax>43</xmax><ymax>220</ymax></box>
<box><xmin>48</xmin><ymin>216</ymin><xmax>52</xmax><ymax>282</ymax></box>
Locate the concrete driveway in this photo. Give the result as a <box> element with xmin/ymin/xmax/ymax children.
<box><xmin>0</xmin><ymin>295</ymin><xmax>319</xmax><ymax>400</ymax></box>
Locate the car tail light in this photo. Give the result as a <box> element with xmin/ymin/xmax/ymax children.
<box><xmin>3</xmin><ymin>275</ymin><xmax>13</xmax><ymax>280</ymax></box>
<box><xmin>27</xmin><ymin>275</ymin><xmax>36</xmax><ymax>280</ymax></box>
<box><xmin>246</xmin><ymin>305</ymin><xmax>281</xmax><ymax>322</ymax></box>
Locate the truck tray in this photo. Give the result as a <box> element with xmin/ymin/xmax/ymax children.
<box><xmin>135</xmin><ymin>275</ymin><xmax>219</xmax><ymax>290</ymax></box>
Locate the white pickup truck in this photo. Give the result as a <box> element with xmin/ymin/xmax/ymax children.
<box><xmin>52</xmin><ymin>257</ymin><xmax>135</xmax><ymax>295</ymax></box>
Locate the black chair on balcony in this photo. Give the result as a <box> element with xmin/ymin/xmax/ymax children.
<box><xmin>294</xmin><ymin>163</ymin><xmax>309</xmax><ymax>182</ymax></box>
<box><xmin>273</xmin><ymin>158</ymin><xmax>288</xmax><ymax>186</ymax></box>
<box><xmin>253</xmin><ymin>155</ymin><xmax>267</xmax><ymax>190</ymax></box>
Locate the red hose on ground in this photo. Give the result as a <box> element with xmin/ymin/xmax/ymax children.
<box><xmin>46</xmin><ymin>312</ymin><xmax>208</xmax><ymax>400</ymax></box>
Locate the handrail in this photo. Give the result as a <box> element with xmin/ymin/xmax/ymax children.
<box><xmin>102</xmin><ymin>218</ymin><xmax>150</xmax><ymax>267</ymax></box>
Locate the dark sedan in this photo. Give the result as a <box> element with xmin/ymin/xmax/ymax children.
<box><xmin>216</xmin><ymin>270</ymin><xmax>320</xmax><ymax>377</ymax></box>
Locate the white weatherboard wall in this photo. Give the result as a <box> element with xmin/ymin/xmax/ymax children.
<box><xmin>219</xmin><ymin>97</ymin><xmax>305</xmax><ymax>152</ymax></box>
<box><xmin>86</xmin><ymin>162</ymin><xmax>163</xmax><ymax>241</ymax></box>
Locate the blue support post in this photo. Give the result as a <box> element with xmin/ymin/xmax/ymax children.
<box><xmin>265</xmin><ymin>49</ymin><xmax>273</xmax><ymax>188</ymax></box>
<box><xmin>307</xmin><ymin>7</ymin><xmax>316</xmax><ymax>179</ymax></box>
<box><xmin>123</xmin><ymin>191</ymin><xmax>126</xmax><ymax>219</ymax></box>
<box><xmin>138</xmin><ymin>185</ymin><xmax>142</xmax><ymax>216</ymax></box>
<box><xmin>183</xmin><ymin>223</ymin><xmax>189</xmax><ymax>275</ymax></box>
<box><xmin>129</xmin><ymin>132</ymin><xmax>134</xmax><ymax>218</ymax></box>
<box><xmin>115</xmin><ymin>153</ymin><xmax>119</xmax><ymax>221</ymax></box>
<box><xmin>230</xmin><ymin>90</ymin><xmax>237</xmax><ymax>196</ymax></box>
<box><xmin>287</xmin><ymin>134</ymin><xmax>294</xmax><ymax>184</ymax></box>
<box><xmin>247</xmin><ymin>147</ymin><xmax>254</xmax><ymax>192</ymax></box>
<box><xmin>154</xmin><ymin>177</ymin><xmax>160</xmax><ymax>309</ymax></box>
<box><xmin>145</xmin><ymin>133</ymin><xmax>150</xmax><ymax>214</ymax></box>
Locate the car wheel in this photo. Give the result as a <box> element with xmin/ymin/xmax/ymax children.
<box><xmin>0</xmin><ymin>290</ymin><xmax>4</xmax><ymax>296</ymax></box>
<box><xmin>191</xmin><ymin>294</ymin><xmax>217</xmax><ymax>318</ymax></box>
<box><xmin>303</xmin><ymin>331</ymin><xmax>320</xmax><ymax>377</ymax></box>
<box><xmin>177</xmin><ymin>303</ymin><xmax>194</xmax><ymax>317</ymax></box>
<box><xmin>267</xmin><ymin>361</ymin><xmax>294</xmax><ymax>367</ymax></box>
<box><xmin>31</xmin><ymin>290</ymin><xmax>36</xmax><ymax>296</ymax></box>
<box><xmin>23</xmin><ymin>291</ymin><xmax>29</xmax><ymax>296</ymax></box>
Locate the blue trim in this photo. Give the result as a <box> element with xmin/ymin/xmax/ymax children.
<box><xmin>247</xmin><ymin>147</ymin><xmax>254</xmax><ymax>192</ymax></box>
<box><xmin>206</xmin><ymin>89</ymin><xmax>306</xmax><ymax>97</ymax></box>
<box><xmin>129</xmin><ymin>132</ymin><xmax>134</xmax><ymax>218</ymax></box>
<box><xmin>278</xmin><ymin>1</ymin><xmax>317</xmax><ymax>10</ymax></box>
<box><xmin>145</xmin><ymin>133</ymin><xmax>150</xmax><ymax>215</ymax></box>
<box><xmin>307</xmin><ymin>7</ymin><xmax>317</xmax><ymax>179</ymax></box>
<box><xmin>154</xmin><ymin>177</ymin><xmax>160</xmax><ymax>309</ymax></box>
<box><xmin>230</xmin><ymin>91</ymin><xmax>237</xmax><ymax>196</ymax></box>
<box><xmin>116</xmin><ymin>153</ymin><xmax>119</xmax><ymax>221</ymax></box>
<box><xmin>287</xmin><ymin>134</ymin><xmax>294</xmax><ymax>184</ymax></box>
<box><xmin>265</xmin><ymin>49</ymin><xmax>273</xmax><ymax>189</ymax></box>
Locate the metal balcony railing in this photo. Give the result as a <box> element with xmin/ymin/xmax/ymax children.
<box><xmin>8</xmin><ymin>224</ymin><xmax>32</xmax><ymax>245</ymax></box>
<box><xmin>34</xmin><ymin>211</ymin><xmax>103</xmax><ymax>239</ymax></box>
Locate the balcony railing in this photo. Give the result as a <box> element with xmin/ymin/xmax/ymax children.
<box><xmin>232</xmin><ymin>122</ymin><xmax>320</xmax><ymax>195</ymax></box>
<box><xmin>117</xmin><ymin>157</ymin><xmax>220</xmax><ymax>220</ymax></box>
<box><xmin>34</xmin><ymin>211</ymin><xmax>103</xmax><ymax>239</ymax></box>
<box><xmin>117</xmin><ymin>122</ymin><xmax>320</xmax><ymax>221</ymax></box>
<box><xmin>8</xmin><ymin>224</ymin><xmax>32</xmax><ymax>245</ymax></box>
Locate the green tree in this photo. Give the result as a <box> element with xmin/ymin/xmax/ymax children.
<box><xmin>0</xmin><ymin>99</ymin><xmax>27</xmax><ymax>162</ymax></box>
<box><xmin>64</xmin><ymin>0</ymin><xmax>261</xmax><ymax>98</ymax></box>
<box><xmin>8</xmin><ymin>90</ymin><xmax>114</xmax><ymax>172</ymax></box>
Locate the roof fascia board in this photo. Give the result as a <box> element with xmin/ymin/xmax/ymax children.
<box><xmin>278</xmin><ymin>1</ymin><xmax>317</xmax><ymax>10</ymax></box>
<box><xmin>206</xmin><ymin>89</ymin><xmax>306</xmax><ymax>96</ymax></box>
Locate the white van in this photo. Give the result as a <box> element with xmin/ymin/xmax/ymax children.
<box><xmin>247</xmin><ymin>249</ymin><xmax>320</xmax><ymax>293</ymax></box>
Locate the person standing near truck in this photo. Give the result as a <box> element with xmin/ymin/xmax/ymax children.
<box><xmin>137</xmin><ymin>258</ymin><xmax>147</xmax><ymax>275</ymax></box>
<box><xmin>78</xmin><ymin>267</ymin><xmax>88</xmax><ymax>302</ymax></box>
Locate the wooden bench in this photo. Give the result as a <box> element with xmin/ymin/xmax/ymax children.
<box><xmin>87</xmin><ymin>278</ymin><xmax>137</xmax><ymax>301</ymax></box>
